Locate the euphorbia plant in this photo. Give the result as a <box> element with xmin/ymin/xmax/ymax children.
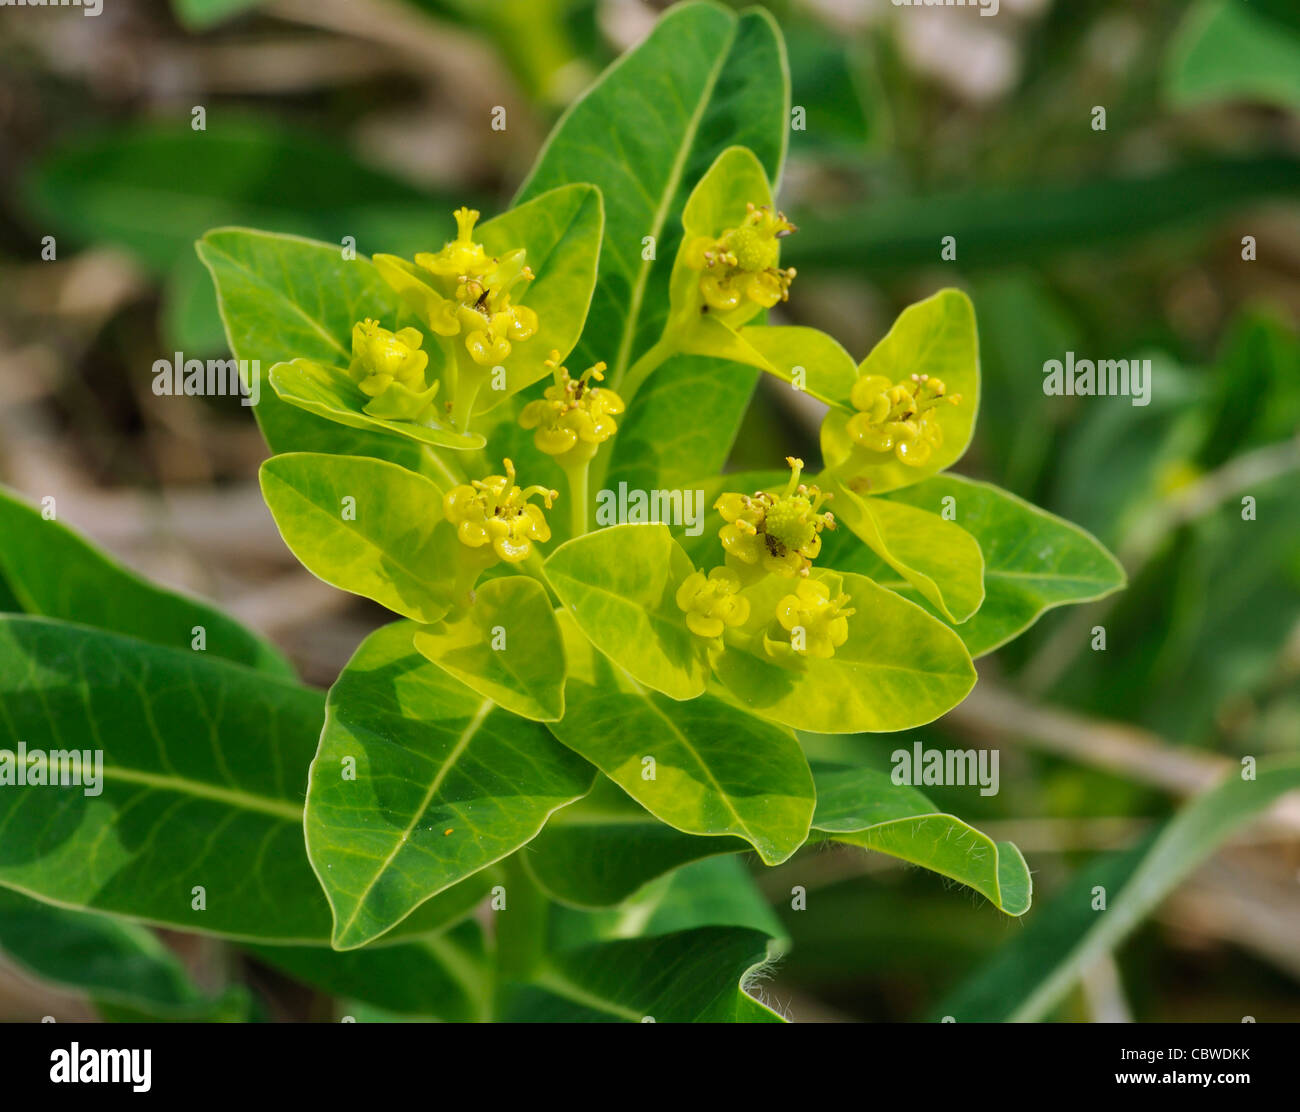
<box><xmin>0</xmin><ymin>1</ymin><xmax>1125</xmax><ymax>1022</ymax></box>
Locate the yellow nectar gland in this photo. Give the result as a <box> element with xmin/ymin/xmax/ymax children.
<box><xmin>348</xmin><ymin>318</ymin><xmax>437</xmax><ymax>420</ymax></box>
<box><xmin>775</xmin><ymin>579</ymin><xmax>854</xmax><ymax>659</ymax></box>
<box><xmin>715</xmin><ymin>457</ymin><xmax>835</xmax><ymax>578</ymax></box>
<box><xmin>519</xmin><ymin>351</ymin><xmax>625</xmax><ymax>465</ymax></box>
<box><xmin>685</xmin><ymin>203</ymin><xmax>797</xmax><ymax>313</ymax></box>
<box><xmin>676</xmin><ymin>566</ymin><xmax>751</xmax><ymax>639</ymax></box>
<box><xmin>443</xmin><ymin>458</ymin><xmax>558</xmax><ymax>565</ymax></box>
<box><xmin>847</xmin><ymin>372</ymin><xmax>961</xmax><ymax>466</ymax></box>
<box><xmin>413</xmin><ymin>207</ymin><xmax>539</xmax><ymax>366</ymax></box>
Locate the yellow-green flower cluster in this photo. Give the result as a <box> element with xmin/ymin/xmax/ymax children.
<box><xmin>443</xmin><ymin>458</ymin><xmax>557</xmax><ymax>565</ymax></box>
<box><xmin>847</xmin><ymin>372</ymin><xmax>961</xmax><ymax>466</ymax></box>
<box><xmin>710</xmin><ymin>458</ymin><xmax>857</xmax><ymax>659</ymax></box>
<box><xmin>715</xmin><ymin>458</ymin><xmax>835</xmax><ymax>578</ymax></box>
<box><xmin>348</xmin><ymin>319</ymin><xmax>438</xmax><ymax>421</ymax></box>
<box><xmin>376</xmin><ymin>207</ymin><xmax>539</xmax><ymax>369</ymax></box>
<box><xmin>684</xmin><ymin>203</ymin><xmax>797</xmax><ymax>313</ymax></box>
<box><xmin>676</xmin><ymin>566</ymin><xmax>750</xmax><ymax>639</ymax></box>
<box><xmin>775</xmin><ymin>579</ymin><xmax>855</xmax><ymax>659</ymax></box>
<box><xmin>518</xmin><ymin>350</ymin><xmax>624</xmax><ymax>466</ymax></box>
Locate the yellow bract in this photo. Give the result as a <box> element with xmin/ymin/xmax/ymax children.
<box><xmin>684</xmin><ymin>202</ymin><xmax>797</xmax><ymax>312</ymax></box>
<box><xmin>378</xmin><ymin>206</ymin><xmax>539</xmax><ymax>370</ymax></box>
<box><xmin>348</xmin><ymin>318</ymin><xmax>438</xmax><ymax>421</ymax></box>
<box><xmin>676</xmin><ymin>566</ymin><xmax>750</xmax><ymax>639</ymax></box>
<box><xmin>443</xmin><ymin>458</ymin><xmax>558</xmax><ymax>565</ymax></box>
<box><xmin>774</xmin><ymin>579</ymin><xmax>854</xmax><ymax>659</ymax></box>
<box><xmin>715</xmin><ymin>457</ymin><xmax>835</xmax><ymax>578</ymax></box>
<box><xmin>518</xmin><ymin>350</ymin><xmax>625</xmax><ymax>465</ymax></box>
<box><xmin>846</xmin><ymin>372</ymin><xmax>961</xmax><ymax>467</ymax></box>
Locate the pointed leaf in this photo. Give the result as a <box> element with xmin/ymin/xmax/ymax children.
<box><xmin>0</xmin><ymin>485</ymin><xmax>291</xmax><ymax>677</ymax></box>
<box><xmin>811</xmin><ymin>766</ymin><xmax>1031</xmax><ymax>916</ymax></box>
<box><xmin>831</xmin><ymin>483</ymin><xmax>985</xmax><ymax>624</ymax></box>
<box><xmin>304</xmin><ymin>621</ymin><xmax>593</xmax><ymax>949</ymax></box>
<box><xmin>516</xmin><ymin>2</ymin><xmax>788</xmax><ymax>385</ymax></box>
<box><xmin>877</xmin><ymin>475</ymin><xmax>1126</xmax><ymax>656</ymax></box>
<box><xmin>547</xmin><ymin>611</ymin><xmax>814</xmax><ymax>866</ymax></box>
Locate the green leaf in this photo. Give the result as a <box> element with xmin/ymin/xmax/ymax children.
<box><xmin>524</xmin><ymin>775</ymin><xmax>749</xmax><ymax>906</ymax></box>
<box><xmin>0</xmin><ymin>485</ymin><xmax>292</xmax><ymax>677</ymax></box>
<box><xmin>822</xmin><ymin>288</ymin><xmax>980</xmax><ymax>494</ymax></box>
<box><xmin>516</xmin><ymin>2</ymin><xmax>788</xmax><ymax>385</ymax></box>
<box><xmin>549</xmin><ymin>854</ymin><xmax>786</xmax><ymax>945</ymax></box>
<box><xmin>0</xmin><ymin>616</ymin><xmax>326</xmax><ymax>942</ymax></box>
<box><xmin>830</xmin><ymin>483</ymin><xmax>985</xmax><ymax>625</ymax></box>
<box><xmin>712</xmin><ymin>569</ymin><xmax>976</xmax><ymax>734</ymax></box>
<box><xmin>501</xmin><ymin>926</ymin><xmax>784</xmax><ymax>1022</ymax></box>
<box><xmin>730</xmin><ymin>325</ymin><xmax>859</xmax><ymax>407</ymax></box>
<box><xmin>548</xmin><ymin>610</ymin><xmax>815</xmax><ymax>866</ymax></box>
<box><xmin>935</xmin><ymin>756</ymin><xmax>1300</xmax><ymax>1021</ymax></box>
<box><xmin>0</xmin><ymin>888</ymin><xmax>241</xmax><ymax>1020</ymax></box>
<box><xmin>883</xmin><ymin>474</ymin><xmax>1126</xmax><ymax>656</ymax></box>
<box><xmin>248</xmin><ymin>919</ymin><xmax>491</xmax><ymax>1021</ymax></box>
<box><xmin>413</xmin><ymin>575</ymin><xmax>566</xmax><ymax>722</ymax></box>
<box><xmin>601</xmin><ymin>352</ymin><xmax>758</xmax><ymax>494</ymax></box>
<box><xmin>198</xmin><ymin>228</ymin><xmax>422</xmax><ymax>467</ymax></box>
<box><xmin>811</xmin><ymin>766</ymin><xmax>1031</xmax><ymax>917</ymax></box>
<box><xmin>268</xmin><ymin>358</ymin><xmax>484</xmax><ymax>451</ymax></box>
<box><xmin>544</xmin><ymin>523</ymin><xmax>709</xmax><ymax>700</ymax></box>
<box><xmin>304</xmin><ymin>621</ymin><xmax>593</xmax><ymax>949</ymax></box>
<box><xmin>171</xmin><ymin>0</ymin><xmax>263</xmax><ymax>30</ymax></box>
<box><xmin>472</xmin><ymin>183</ymin><xmax>604</xmax><ymax>406</ymax></box>
<box><xmin>259</xmin><ymin>452</ymin><xmax>461</xmax><ymax>625</ymax></box>
<box><xmin>1166</xmin><ymin>0</ymin><xmax>1300</xmax><ymax>114</ymax></box>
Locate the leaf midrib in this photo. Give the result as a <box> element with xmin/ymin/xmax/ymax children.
<box><xmin>333</xmin><ymin>698</ymin><xmax>494</xmax><ymax>941</ymax></box>
<box><xmin>610</xmin><ymin>24</ymin><xmax>736</xmax><ymax>386</ymax></box>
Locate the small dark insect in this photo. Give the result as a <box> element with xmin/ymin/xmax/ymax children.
<box><xmin>764</xmin><ymin>532</ymin><xmax>784</xmax><ymax>557</ymax></box>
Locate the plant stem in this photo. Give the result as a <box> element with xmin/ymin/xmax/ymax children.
<box><xmin>617</xmin><ymin>334</ymin><xmax>677</xmax><ymax>401</ymax></box>
<box><xmin>564</xmin><ymin>459</ymin><xmax>589</xmax><ymax>538</ymax></box>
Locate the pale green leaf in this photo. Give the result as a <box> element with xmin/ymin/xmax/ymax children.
<box><xmin>822</xmin><ymin>288</ymin><xmax>980</xmax><ymax>494</ymax></box>
<box><xmin>547</xmin><ymin>611</ymin><xmax>814</xmax><ymax>866</ymax></box>
<box><xmin>712</xmin><ymin>569</ymin><xmax>977</xmax><ymax>733</ymax></box>
<box><xmin>259</xmin><ymin>452</ymin><xmax>461</xmax><ymax>625</ymax></box>
<box><xmin>544</xmin><ymin>523</ymin><xmax>709</xmax><ymax>700</ymax></box>
<box><xmin>413</xmin><ymin>575</ymin><xmax>566</xmax><ymax>722</ymax></box>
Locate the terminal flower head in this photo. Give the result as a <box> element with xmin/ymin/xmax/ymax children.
<box><xmin>715</xmin><ymin>457</ymin><xmax>835</xmax><ymax>577</ymax></box>
<box><xmin>675</xmin><ymin>566</ymin><xmax>751</xmax><ymax>639</ymax></box>
<box><xmin>443</xmin><ymin>458</ymin><xmax>558</xmax><ymax>564</ymax></box>
<box><xmin>375</xmin><ymin>206</ymin><xmax>539</xmax><ymax>368</ymax></box>
<box><xmin>348</xmin><ymin>318</ymin><xmax>438</xmax><ymax>420</ymax></box>
<box><xmin>774</xmin><ymin>579</ymin><xmax>854</xmax><ymax>659</ymax></box>
<box><xmin>518</xmin><ymin>350</ymin><xmax>624</xmax><ymax>465</ymax></box>
<box><xmin>846</xmin><ymin>372</ymin><xmax>961</xmax><ymax>466</ymax></box>
<box><xmin>684</xmin><ymin>202</ymin><xmax>797</xmax><ymax>313</ymax></box>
